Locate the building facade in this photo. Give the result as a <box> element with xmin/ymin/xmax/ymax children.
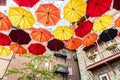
<box><xmin>77</xmin><ymin>36</ymin><xmax>120</xmax><ymax>80</ymax></box>
<box><xmin>2</xmin><ymin>49</ymin><xmax>80</xmax><ymax>80</ymax></box>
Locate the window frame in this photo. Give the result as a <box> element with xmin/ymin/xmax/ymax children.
<box><xmin>98</xmin><ymin>72</ymin><xmax>111</xmax><ymax>80</ymax></box>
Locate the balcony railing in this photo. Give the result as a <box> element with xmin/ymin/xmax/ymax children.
<box><xmin>54</xmin><ymin>64</ymin><xmax>69</xmax><ymax>74</ymax></box>
<box><xmin>54</xmin><ymin>51</ymin><xmax>67</xmax><ymax>59</ymax></box>
<box><xmin>84</xmin><ymin>46</ymin><xmax>120</xmax><ymax>69</ymax></box>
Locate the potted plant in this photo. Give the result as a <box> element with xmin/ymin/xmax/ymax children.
<box><xmin>106</xmin><ymin>44</ymin><xmax>117</xmax><ymax>51</ymax></box>
<box><xmin>87</xmin><ymin>53</ymin><xmax>97</xmax><ymax>60</ymax></box>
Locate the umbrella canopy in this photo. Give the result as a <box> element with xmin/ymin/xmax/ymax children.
<box><xmin>0</xmin><ymin>0</ymin><xmax>6</xmax><ymax>5</ymax></box>
<box><xmin>75</xmin><ymin>20</ymin><xmax>93</xmax><ymax>37</ymax></box>
<box><xmin>66</xmin><ymin>38</ymin><xmax>82</xmax><ymax>50</ymax></box>
<box><xmin>28</xmin><ymin>43</ymin><xmax>46</xmax><ymax>55</ymax></box>
<box><xmin>31</xmin><ymin>28</ymin><xmax>52</xmax><ymax>42</ymax></box>
<box><xmin>0</xmin><ymin>12</ymin><xmax>12</xmax><ymax>31</ymax></box>
<box><xmin>64</xmin><ymin>0</ymin><xmax>86</xmax><ymax>22</ymax></box>
<box><xmin>93</xmin><ymin>15</ymin><xmax>113</xmax><ymax>32</ymax></box>
<box><xmin>86</xmin><ymin>0</ymin><xmax>112</xmax><ymax>17</ymax></box>
<box><xmin>0</xmin><ymin>33</ymin><xmax>11</xmax><ymax>46</ymax></box>
<box><xmin>35</xmin><ymin>3</ymin><xmax>60</xmax><ymax>26</ymax></box>
<box><xmin>82</xmin><ymin>33</ymin><xmax>98</xmax><ymax>46</ymax></box>
<box><xmin>53</xmin><ymin>26</ymin><xmax>74</xmax><ymax>40</ymax></box>
<box><xmin>10</xmin><ymin>43</ymin><xmax>27</xmax><ymax>54</ymax></box>
<box><xmin>99</xmin><ymin>28</ymin><xmax>118</xmax><ymax>42</ymax></box>
<box><xmin>8</xmin><ymin>7</ymin><xmax>35</xmax><ymax>29</ymax></box>
<box><xmin>0</xmin><ymin>46</ymin><xmax>11</xmax><ymax>56</ymax></box>
<box><xmin>115</xmin><ymin>17</ymin><xmax>120</xmax><ymax>28</ymax></box>
<box><xmin>113</xmin><ymin>0</ymin><xmax>120</xmax><ymax>10</ymax></box>
<box><xmin>9</xmin><ymin>29</ymin><xmax>31</xmax><ymax>45</ymax></box>
<box><xmin>14</xmin><ymin>0</ymin><xmax>39</xmax><ymax>8</ymax></box>
<box><xmin>47</xmin><ymin>39</ymin><xmax>64</xmax><ymax>51</ymax></box>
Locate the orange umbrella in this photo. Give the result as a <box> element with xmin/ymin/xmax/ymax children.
<box><xmin>82</xmin><ymin>33</ymin><xmax>98</xmax><ymax>46</ymax></box>
<box><xmin>35</xmin><ymin>3</ymin><xmax>60</xmax><ymax>26</ymax></box>
<box><xmin>115</xmin><ymin>17</ymin><xmax>120</xmax><ymax>28</ymax></box>
<box><xmin>10</xmin><ymin>43</ymin><xmax>27</xmax><ymax>54</ymax></box>
<box><xmin>66</xmin><ymin>38</ymin><xmax>82</xmax><ymax>50</ymax></box>
<box><xmin>0</xmin><ymin>12</ymin><xmax>12</xmax><ymax>30</ymax></box>
<box><xmin>31</xmin><ymin>28</ymin><xmax>52</xmax><ymax>42</ymax></box>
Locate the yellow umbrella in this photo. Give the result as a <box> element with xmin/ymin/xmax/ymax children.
<box><xmin>0</xmin><ymin>46</ymin><xmax>11</xmax><ymax>56</ymax></box>
<box><xmin>64</xmin><ymin>0</ymin><xmax>86</xmax><ymax>22</ymax></box>
<box><xmin>53</xmin><ymin>26</ymin><xmax>74</xmax><ymax>40</ymax></box>
<box><xmin>93</xmin><ymin>15</ymin><xmax>113</xmax><ymax>32</ymax></box>
<box><xmin>8</xmin><ymin>7</ymin><xmax>35</xmax><ymax>29</ymax></box>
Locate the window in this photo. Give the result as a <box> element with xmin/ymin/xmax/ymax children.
<box><xmin>106</xmin><ymin>40</ymin><xmax>115</xmax><ymax>46</ymax></box>
<box><xmin>117</xmin><ymin>66</ymin><xmax>120</xmax><ymax>73</ymax></box>
<box><xmin>68</xmin><ymin>66</ymin><xmax>73</xmax><ymax>75</ymax></box>
<box><xmin>45</xmin><ymin>62</ymin><xmax>51</xmax><ymax>70</ymax></box>
<box><xmin>99</xmin><ymin>73</ymin><xmax>110</xmax><ymax>80</ymax></box>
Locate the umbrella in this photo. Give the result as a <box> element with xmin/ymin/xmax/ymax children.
<box><xmin>0</xmin><ymin>33</ymin><xmax>11</xmax><ymax>46</ymax></box>
<box><xmin>0</xmin><ymin>0</ymin><xmax>6</xmax><ymax>5</ymax></box>
<box><xmin>75</xmin><ymin>20</ymin><xmax>93</xmax><ymax>37</ymax></box>
<box><xmin>53</xmin><ymin>26</ymin><xmax>74</xmax><ymax>40</ymax></box>
<box><xmin>0</xmin><ymin>12</ymin><xmax>12</xmax><ymax>31</ymax></box>
<box><xmin>28</xmin><ymin>43</ymin><xmax>46</xmax><ymax>55</ymax></box>
<box><xmin>82</xmin><ymin>33</ymin><xmax>98</xmax><ymax>46</ymax></box>
<box><xmin>113</xmin><ymin>0</ymin><xmax>120</xmax><ymax>10</ymax></box>
<box><xmin>31</xmin><ymin>28</ymin><xmax>52</xmax><ymax>42</ymax></box>
<box><xmin>14</xmin><ymin>0</ymin><xmax>39</xmax><ymax>8</ymax></box>
<box><xmin>93</xmin><ymin>15</ymin><xmax>113</xmax><ymax>32</ymax></box>
<box><xmin>66</xmin><ymin>38</ymin><xmax>82</xmax><ymax>50</ymax></box>
<box><xmin>0</xmin><ymin>46</ymin><xmax>11</xmax><ymax>56</ymax></box>
<box><xmin>9</xmin><ymin>29</ymin><xmax>31</xmax><ymax>45</ymax></box>
<box><xmin>47</xmin><ymin>39</ymin><xmax>64</xmax><ymax>51</ymax></box>
<box><xmin>8</xmin><ymin>7</ymin><xmax>35</xmax><ymax>29</ymax></box>
<box><xmin>35</xmin><ymin>3</ymin><xmax>60</xmax><ymax>26</ymax></box>
<box><xmin>115</xmin><ymin>17</ymin><xmax>120</xmax><ymax>28</ymax></box>
<box><xmin>10</xmin><ymin>43</ymin><xmax>27</xmax><ymax>54</ymax></box>
<box><xmin>86</xmin><ymin>0</ymin><xmax>112</xmax><ymax>17</ymax></box>
<box><xmin>64</xmin><ymin>0</ymin><xmax>86</xmax><ymax>22</ymax></box>
<box><xmin>99</xmin><ymin>28</ymin><xmax>118</xmax><ymax>42</ymax></box>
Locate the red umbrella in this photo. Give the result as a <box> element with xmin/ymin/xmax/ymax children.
<box><xmin>0</xmin><ymin>0</ymin><xmax>6</xmax><ymax>5</ymax></box>
<box><xmin>9</xmin><ymin>29</ymin><xmax>31</xmax><ymax>45</ymax></box>
<box><xmin>75</xmin><ymin>20</ymin><xmax>93</xmax><ymax>37</ymax></box>
<box><xmin>14</xmin><ymin>0</ymin><xmax>39</xmax><ymax>8</ymax></box>
<box><xmin>113</xmin><ymin>0</ymin><xmax>120</xmax><ymax>10</ymax></box>
<box><xmin>86</xmin><ymin>0</ymin><xmax>112</xmax><ymax>17</ymax></box>
<box><xmin>28</xmin><ymin>43</ymin><xmax>46</xmax><ymax>55</ymax></box>
<box><xmin>47</xmin><ymin>39</ymin><xmax>64</xmax><ymax>51</ymax></box>
<box><xmin>0</xmin><ymin>33</ymin><xmax>11</xmax><ymax>46</ymax></box>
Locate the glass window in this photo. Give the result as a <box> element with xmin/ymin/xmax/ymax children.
<box><xmin>99</xmin><ymin>73</ymin><xmax>110</xmax><ymax>80</ymax></box>
<box><xmin>118</xmin><ymin>66</ymin><xmax>120</xmax><ymax>72</ymax></box>
<box><xmin>45</xmin><ymin>62</ymin><xmax>50</xmax><ymax>70</ymax></box>
<box><xmin>68</xmin><ymin>66</ymin><xmax>73</xmax><ymax>75</ymax></box>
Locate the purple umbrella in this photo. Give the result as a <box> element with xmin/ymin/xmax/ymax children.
<box><xmin>113</xmin><ymin>0</ymin><xmax>120</xmax><ymax>10</ymax></box>
<box><xmin>9</xmin><ymin>29</ymin><xmax>31</xmax><ymax>45</ymax></box>
<box><xmin>47</xmin><ymin>39</ymin><xmax>64</xmax><ymax>51</ymax></box>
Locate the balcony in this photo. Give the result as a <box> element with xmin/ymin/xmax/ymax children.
<box><xmin>54</xmin><ymin>51</ymin><xmax>67</xmax><ymax>59</ymax></box>
<box><xmin>54</xmin><ymin>64</ymin><xmax>69</xmax><ymax>74</ymax></box>
<box><xmin>84</xmin><ymin>44</ymin><xmax>120</xmax><ymax>70</ymax></box>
